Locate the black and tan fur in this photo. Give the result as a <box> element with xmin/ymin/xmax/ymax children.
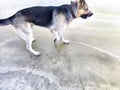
<box><xmin>0</xmin><ymin>0</ymin><xmax>93</xmax><ymax>56</ymax></box>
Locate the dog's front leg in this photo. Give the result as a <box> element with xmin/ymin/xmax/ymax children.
<box><xmin>51</xmin><ymin>30</ymin><xmax>60</xmax><ymax>43</ymax></box>
<box><xmin>58</xmin><ymin>30</ymin><xmax>70</xmax><ymax>44</ymax></box>
<box><xmin>51</xmin><ymin>29</ymin><xmax>70</xmax><ymax>44</ymax></box>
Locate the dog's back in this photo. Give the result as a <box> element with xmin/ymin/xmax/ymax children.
<box><xmin>0</xmin><ymin>6</ymin><xmax>55</xmax><ymax>27</ymax></box>
<box><xmin>20</xmin><ymin>6</ymin><xmax>55</xmax><ymax>27</ymax></box>
<box><xmin>0</xmin><ymin>5</ymin><xmax>70</xmax><ymax>27</ymax></box>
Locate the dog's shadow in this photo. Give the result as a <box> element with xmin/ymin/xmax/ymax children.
<box><xmin>46</xmin><ymin>42</ymin><xmax>69</xmax><ymax>63</ymax></box>
<box><xmin>54</xmin><ymin>42</ymin><xmax>67</xmax><ymax>48</ymax></box>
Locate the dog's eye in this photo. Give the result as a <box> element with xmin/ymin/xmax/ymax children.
<box><xmin>83</xmin><ymin>5</ymin><xmax>88</xmax><ymax>11</ymax></box>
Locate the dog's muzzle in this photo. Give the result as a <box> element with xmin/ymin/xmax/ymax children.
<box><xmin>80</xmin><ymin>11</ymin><xmax>93</xmax><ymax>19</ymax></box>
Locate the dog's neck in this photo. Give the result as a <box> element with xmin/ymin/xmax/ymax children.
<box><xmin>69</xmin><ymin>5</ymin><xmax>76</xmax><ymax>18</ymax></box>
<box><xmin>70</xmin><ymin>1</ymin><xmax>78</xmax><ymax>19</ymax></box>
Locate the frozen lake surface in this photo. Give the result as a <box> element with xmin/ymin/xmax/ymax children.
<box><xmin>0</xmin><ymin>0</ymin><xmax>120</xmax><ymax>90</ymax></box>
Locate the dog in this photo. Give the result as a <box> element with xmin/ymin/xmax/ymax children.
<box><xmin>0</xmin><ymin>0</ymin><xmax>93</xmax><ymax>56</ymax></box>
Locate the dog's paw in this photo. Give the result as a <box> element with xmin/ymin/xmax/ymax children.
<box><xmin>63</xmin><ymin>40</ymin><xmax>70</xmax><ymax>44</ymax></box>
<box><xmin>54</xmin><ymin>39</ymin><xmax>57</xmax><ymax>43</ymax></box>
<box><xmin>34</xmin><ymin>51</ymin><xmax>41</xmax><ymax>56</ymax></box>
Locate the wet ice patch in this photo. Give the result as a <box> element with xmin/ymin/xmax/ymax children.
<box><xmin>0</xmin><ymin>78</ymin><xmax>32</xmax><ymax>90</ymax></box>
<box><xmin>0</xmin><ymin>67</ymin><xmax>59</xmax><ymax>90</ymax></box>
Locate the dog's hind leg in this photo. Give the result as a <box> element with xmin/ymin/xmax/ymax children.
<box><xmin>26</xmin><ymin>33</ymin><xmax>41</xmax><ymax>56</ymax></box>
<box><xmin>13</xmin><ymin>23</ymin><xmax>36</xmax><ymax>42</ymax></box>
<box><xmin>13</xmin><ymin>23</ymin><xmax>40</xmax><ymax>56</ymax></box>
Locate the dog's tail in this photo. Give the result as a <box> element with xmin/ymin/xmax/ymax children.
<box><xmin>0</xmin><ymin>15</ymin><xmax>15</xmax><ymax>26</ymax></box>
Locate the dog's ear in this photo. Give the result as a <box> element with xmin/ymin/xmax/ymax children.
<box><xmin>71</xmin><ymin>1</ymin><xmax>75</xmax><ymax>5</ymax></box>
<box><xmin>80</xmin><ymin>0</ymin><xmax>84</xmax><ymax>2</ymax></box>
<box><xmin>71</xmin><ymin>1</ymin><xmax>74</xmax><ymax>5</ymax></box>
<box><xmin>71</xmin><ymin>1</ymin><xmax>77</xmax><ymax>6</ymax></box>
<box><xmin>71</xmin><ymin>0</ymin><xmax>84</xmax><ymax>2</ymax></box>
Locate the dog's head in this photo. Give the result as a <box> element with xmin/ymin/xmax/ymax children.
<box><xmin>71</xmin><ymin>0</ymin><xmax>93</xmax><ymax>19</ymax></box>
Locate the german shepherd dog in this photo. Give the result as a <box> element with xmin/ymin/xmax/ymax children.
<box><xmin>0</xmin><ymin>0</ymin><xmax>93</xmax><ymax>56</ymax></box>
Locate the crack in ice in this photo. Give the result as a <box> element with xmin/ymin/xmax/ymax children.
<box><xmin>71</xmin><ymin>40</ymin><xmax>120</xmax><ymax>61</ymax></box>
<box><xmin>0</xmin><ymin>66</ymin><xmax>58</xmax><ymax>83</ymax></box>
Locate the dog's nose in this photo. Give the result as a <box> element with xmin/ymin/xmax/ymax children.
<box><xmin>87</xmin><ymin>11</ymin><xmax>93</xmax><ymax>17</ymax></box>
<box><xmin>80</xmin><ymin>11</ymin><xmax>93</xmax><ymax>19</ymax></box>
